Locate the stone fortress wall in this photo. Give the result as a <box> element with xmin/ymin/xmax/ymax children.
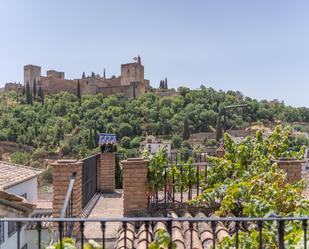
<box><xmin>21</xmin><ymin>56</ymin><xmax>150</xmax><ymax>99</ymax></box>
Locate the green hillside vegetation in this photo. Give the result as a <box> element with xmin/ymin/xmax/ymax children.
<box><xmin>1</xmin><ymin>86</ymin><xmax>309</xmax><ymax>164</ymax></box>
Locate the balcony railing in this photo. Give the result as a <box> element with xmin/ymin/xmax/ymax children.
<box><xmin>148</xmin><ymin>162</ymin><xmax>211</xmax><ymax>205</ymax></box>
<box><xmin>3</xmin><ymin>216</ymin><xmax>309</xmax><ymax>249</ymax></box>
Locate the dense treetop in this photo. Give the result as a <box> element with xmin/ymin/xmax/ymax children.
<box><xmin>1</xmin><ymin>86</ymin><xmax>309</xmax><ymax>160</ymax></box>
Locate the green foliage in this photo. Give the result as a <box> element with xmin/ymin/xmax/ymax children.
<box><xmin>182</xmin><ymin>117</ymin><xmax>190</xmax><ymax>140</ymax></box>
<box><xmin>25</xmin><ymin>81</ymin><xmax>32</xmax><ymax>105</ymax></box>
<box><xmin>120</xmin><ymin>136</ymin><xmax>131</xmax><ymax>148</ymax></box>
<box><xmin>188</xmin><ymin>126</ymin><xmax>308</xmax><ymax>248</ymax></box>
<box><xmin>215</xmin><ymin>116</ymin><xmax>223</xmax><ymax>141</ymax></box>
<box><xmin>1</xmin><ymin>86</ymin><xmax>309</xmax><ymax>161</ymax></box>
<box><xmin>171</xmin><ymin>135</ymin><xmax>183</xmax><ymax>149</ymax></box>
<box><xmin>47</xmin><ymin>238</ymin><xmax>102</xmax><ymax>249</ymax></box>
<box><xmin>77</xmin><ymin>80</ymin><xmax>81</xmax><ymax>100</ymax></box>
<box><xmin>144</xmin><ymin>147</ymin><xmax>169</xmax><ymax>194</ymax></box>
<box><xmin>10</xmin><ymin>151</ymin><xmax>31</xmax><ymax>165</ymax></box>
<box><xmin>149</xmin><ymin>228</ymin><xmax>175</xmax><ymax>249</ymax></box>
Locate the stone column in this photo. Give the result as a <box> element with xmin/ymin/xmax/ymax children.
<box><xmin>122</xmin><ymin>158</ymin><xmax>148</xmax><ymax>216</ymax></box>
<box><xmin>99</xmin><ymin>153</ymin><xmax>116</xmax><ymax>193</ymax></box>
<box><xmin>274</xmin><ymin>159</ymin><xmax>306</xmax><ymax>184</ymax></box>
<box><xmin>51</xmin><ymin>160</ymin><xmax>83</xmax><ymax>233</ymax></box>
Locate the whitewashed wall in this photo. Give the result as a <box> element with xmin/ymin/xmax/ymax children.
<box><xmin>6</xmin><ymin>177</ymin><xmax>38</xmax><ymax>204</ymax></box>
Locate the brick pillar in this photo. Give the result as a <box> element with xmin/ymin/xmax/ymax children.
<box><xmin>274</xmin><ymin>159</ymin><xmax>306</xmax><ymax>184</ymax></box>
<box><xmin>52</xmin><ymin>160</ymin><xmax>83</xmax><ymax>219</ymax></box>
<box><xmin>216</xmin><ymin>144</ymin><xmax>225</xmax><ymax>158</ymax></box>
<box><xmin>99</xmin><ymin>153</ymin><xmax>116</xmax><ymax>193</ymax></box>
<box><xmin>122</xmin><ymin>158</ymin><xmax>148</xmax><ymax>216</ymax></box>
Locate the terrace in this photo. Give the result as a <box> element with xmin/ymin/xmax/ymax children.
<box><xmin>2</xmin><ymin>132</ymin><xmax>309</xmax><ymax>249</ymax></box>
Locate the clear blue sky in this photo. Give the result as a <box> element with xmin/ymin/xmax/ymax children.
<box><xmin>1</xmin><ymin>0</ymin><xmax>309</xmax><ymax>107</ymax></box>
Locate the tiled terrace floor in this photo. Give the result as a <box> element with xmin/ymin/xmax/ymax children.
<box><xmin>84</xmin><ymin>190</ymin><xmax>123</xmax><ymax>243</ymax></box>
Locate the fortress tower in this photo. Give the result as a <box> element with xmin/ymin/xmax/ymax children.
<box><xmin>120</xmin><ymin>56</ymin><xmax>144</xmax><ymax>86</ymax></box>
<box><xmin>24</xmin><ymin>65</ymin><xmax>41</xmax><ymax>90</ymax></box>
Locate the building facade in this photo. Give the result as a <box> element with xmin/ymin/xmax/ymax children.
<box><xmin>140</xmin><ymin>135</ymin><xmax>171</xmax><ymax>154</ymax></box>
<box><xmin>0</xmin><ymin>161</ymin><xmax>50</xmax><ymax>249</ymax></box>
<box><xmin>23</xmin><ymin>56</ymin><xmax>150</xmax><ymax>98</ymax></box>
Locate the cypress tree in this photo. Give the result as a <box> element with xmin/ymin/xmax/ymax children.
<box><xmin>216</xmin><ymin>116</ymin><xmax>223</xmax><ymax>141</ymax></box>
<box><xmin>82</xmin><ymin>72</ymin><xmax>86</xmax><ymax>79</ymax></box>
<box><xmin>41</xmin><ymin>90</ymin><xmax>45</xmax><ymax>106</ymax></box>
<box><xmin>160</xmin><ymin>80</ymin><xmax>164</xmax><ymax>89</ymax></box>
<box><xmin>164</xmin><ymin>77</ymin><xmax>168</xmax><ymax>89</ymax></box>
<box><xmin>77</xmin><ymin>80</ymin><xmax>81</xmax><ymax>100</ymax></box>
<box><xmin>26</xmin><ymin>81</ymin><xmax>32</xmax><ymax>105</ymax></box>
<box><xmin>38</xmin><ymin>86</ymin><xmax>42</xmax><ymax>99</ymax></box>
<box><xmin>33</xmin><ymin>78</ymin><xmax>37</xmax><ymax>100</ymax></box>
<box><xmin>38</xmin><ymin>86</ymin><xmax>44</xmax><ymax>106</ymax></box>
<box><xmin>182</xmin><ymin>117</ymin><xmax>190</xmax><ymax>140</ymax></box>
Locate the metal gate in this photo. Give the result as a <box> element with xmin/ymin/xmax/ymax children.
<box><xmin>82</xmin><ymin>154</ymin><xmax>99</xmax><ymax>209</ymax></box>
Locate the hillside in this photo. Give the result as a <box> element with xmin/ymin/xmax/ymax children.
<box><xmin>1</xmin><ymin>87</ymin><xmax>309</xmax><ymax>163</ymax></box>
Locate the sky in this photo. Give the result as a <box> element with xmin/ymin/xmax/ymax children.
<box><xmin>0</xmin><ymin>0</ymin><xmax>309</xmax><ymax>107</ymax></box>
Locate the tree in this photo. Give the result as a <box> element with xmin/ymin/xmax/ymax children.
<box><xmin>164</xmin><ymin>77</ymin><xmax>168</xmax><ymax>89</ymax></box>
<box><xmin>33</xmin><ymin>78</ymin><xmax>37</xmax><ymax>99</ymax></box>
<box><xmin>82</xmin><ymin>72</ymin><xmax>86</xmax><ymax>78</ymax></box>
<box><xmin>120</xmin><ymin>136</ymin><xmax>131</xmax><ymax>148</ymax></box>
<box><xmin>182</xmin><ymin>117</ymin><xmax>190</xmax><ymax>140</ymax></box>
<box><xmin>171</xmin><ymin>135</ymin><xmax>183</xmax><ymax>149</ymax></box>
<box><xmin>215</xmin><ymin>116</ymin><xmax>223</xmax><ymax>141</ymax></box>
<box><xmin>38</xmin><ymin>86</ymin><xmax>42</xmax><ymax>98</ymax></box>
<box><xmin>25</xmin><ymin>81</ymin><xmax>32</xmax><ymax>105</ymax></box>
<box><xmin>159</xmin><ymin>80</ymin><xmax>163</xmax><ymax>89</ymax></box>
<box><xmin>192</xmin><ymin>126</ymin><xmax>307</xmax><ymax>248</ymax></box>
<box><xmin>77</xmin><ymin>80</ymin><xmax>81</xmax><ymax>99</ymax></box>
<box><xmin>41</xmin><ymin>90</ymin><xmax>45</xmax><ymax>106</ymax></box>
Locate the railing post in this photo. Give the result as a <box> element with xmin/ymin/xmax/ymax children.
<box><xmin>99</xmin><ymin>152</ymin><xmax>116</xmax><ymax>192</ymax></box>
<box><xmin>122</xmin><ymin>158</ymin><xmax>148</xmax><ymax>216</ymax></box>
<box><xmin>278</xmin><ymin>219</ymin><xmax>285</xmax><ymax>249</ymax></box>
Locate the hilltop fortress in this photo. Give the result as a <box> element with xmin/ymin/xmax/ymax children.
<box><xmin>21</xmin><ymin>56</ymin><xmax>150</xmax><ymax>98</ymax></box>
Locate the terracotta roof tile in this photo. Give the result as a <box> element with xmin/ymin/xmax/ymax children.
<box><xmin>115</xmin><ymin>212</ymin><xmax>231</xmax><ymax>249</ymax></box>
<box><xmin>0</xmin><ymin>189</ymin><xmax>35</xmax><ymax>214</ymax></box>
<box><xmin>0</xmin><ymin>161</ymin><xmax>43</xmax><ymax>189</ymax></box>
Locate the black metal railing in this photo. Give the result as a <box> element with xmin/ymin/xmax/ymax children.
<box><xmin>3</xmin><ymin>216</ymin><xmax>309</xmax><ymax>249</ymax></box>
<box><xmin>116</xmin><ymin>151</ymin><xmax>212</xmax><ymax>190</ymax></box>
<box><xmin>168</xmin><ymin>151</ymin><xmax>209</xmax><ymax>164</ymax></box>
<box><xmin>82</xmin><ymin>154</ymin><xmax>99</xmax><ymax>209</ymax></box>
<box><xmin>148</xmin><ymin>162</ymin><xmax>211</xmax><ymax>205</ymax></box>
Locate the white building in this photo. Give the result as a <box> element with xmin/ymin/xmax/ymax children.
<box><xmin>0</xmin><ymin>161</ymin><xmax>50</xmax><ymax>249</ymax></box>
<box><xmin>140</xmin><ymin>135</ymin><xmax>171</xmax><ymax>154</ymax></box>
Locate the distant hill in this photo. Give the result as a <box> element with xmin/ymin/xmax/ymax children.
<box><xmin>1</xmin><ymin>87</ymin><xmax>309</xmax><ymax>161</ymax></box>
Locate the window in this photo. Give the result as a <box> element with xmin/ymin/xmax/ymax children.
<box><xmin>20</xmin><ymin>193</ymin><xmax>27</xmax><ymax>199</ymax></box>
<box><xmin>8</xmin><ymin>221</ymin><xmax>16</xmax><ymax>237</ymax></box>
<box><xmin>0</xmin><ymin>221</ymin><xmax>4</xmax><ymax>244</ymax></box>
